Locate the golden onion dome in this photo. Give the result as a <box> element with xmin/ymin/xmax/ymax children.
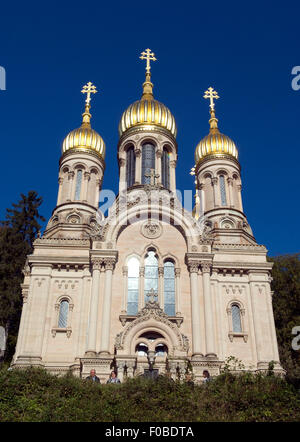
<box><xmin>62</xmin><ymin>82</ymin><xmax>106</xmax><ymax>159</ymax></box>
<box><xmin>195</xmin><ymin>88</ymin><xmax>238</xmax><ymax>165</ymax></box>
<box><xmin>118</xmin><ymin>73</ymin><xmax>177</xmax><ymax>138</ymax></box>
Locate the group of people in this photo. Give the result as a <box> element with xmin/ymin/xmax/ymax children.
<box><xmin>86</xmin><ymin>368</ymin><xmax>211</xmax><ymax>384</ymax></box>
<box><xmin>86</xmin><ymin>369</ymin><xmax>121</xmax><ymax>384</ymax></box>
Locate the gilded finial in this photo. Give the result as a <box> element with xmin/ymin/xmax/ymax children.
<box><xmin>203</xmin><ymin>87</ymin><xmax>220</xmax><ymax>134</ymax></box>
<box><xmin>140</xmin><ymin>48</ymin><xmax>157</xmax><ymax>74</ymax></box>
<box><xmin>140</xmin><ymin>48</ymin><xmax>156</xmax><ymax>100</ymax></box>
<box><xmin>81</xmin><ymin>82</ymin><xmax>98</xmax><ymax>127</ymax></box>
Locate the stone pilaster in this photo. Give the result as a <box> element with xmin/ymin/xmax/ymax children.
<box><xmin>201</xmin><ymin>261</ymin><xmax>217</xmax><ymax>358</ymax></box>
<box><xmin>85</xmin><ymin>258</ymin><xmax>102</xmax><ymax>356</ymax></box>
<box><xmin>99</xmin><ymin>257</ymin><xmax>116</xmax><ymax>355</ymax></box>
<box><xmin>188</xmin><ymin>260</ymin><xmax>203</xmax><ymax>358</ymax></box>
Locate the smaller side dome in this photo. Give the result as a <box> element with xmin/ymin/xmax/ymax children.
<box><xmin>61</xmin><ymin>82</ymin><xmax>106</xmax><ymax>160</ymax></box>
<box><xmin>195</xmin><ymin>130</ymin><xmax>238</xmax><ymax>164</ymax></box>
<box><xmin>195</xmin><ymin>87</ymin><xmax>238</xmax><ymax>165</ymax></box>
<box><xmin>62</xmin><ymin>126</ymin><xmax>106</xmax><ymax>158</ymax></box>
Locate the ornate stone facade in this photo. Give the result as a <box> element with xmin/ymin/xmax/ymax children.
<box><xmin>11</xmin><ymin>72</ymin><xmax>284</xmax><ymax>383</ymax></box>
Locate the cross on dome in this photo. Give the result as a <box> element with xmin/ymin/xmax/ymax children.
<box><xmin>203</xmin><ymin>87</ymin><xmax>219</xmax><ymax>111</ymax></box>
<box><xmin>81</xmin><ymin>81</ymin><xmax>97</xmax><ymax>107</ymax></box>
<box><xmin>140</xmin><ymin>48</ymin><xmax>157</xmax><ymax>74</ymax></box>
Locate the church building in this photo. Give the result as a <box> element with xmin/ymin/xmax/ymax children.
<box><xmin>12</xmin><ymin>49</ymin><xmax>284</xmax><ymax>382</ymax></box>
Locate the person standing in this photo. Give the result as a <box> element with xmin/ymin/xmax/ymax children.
<box><xmin>202</xmin><ymin>370</ymin><xmax>211</xmax><ymax>383</ymax></box>
<box><xmin>107</xmin><ymin>371</ymin><xmax>121</xmax><ymax>384</ymax></box>
<box><xmin>86</xmin><ymin>369</ymin><xmax>100</xmax><ymax>383</ymax></box>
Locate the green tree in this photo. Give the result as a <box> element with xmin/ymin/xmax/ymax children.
<box><xmin>268</xmin><ymin>254</ymin><xmax>300</xmax><ymax>385</ymax></box>
<box><xmin>0</xmin><ymin>191</ymin><xmax>45</xmax><ymax>362</ymax></box>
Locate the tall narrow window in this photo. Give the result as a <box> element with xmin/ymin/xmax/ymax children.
<box><xmin>164</xmin><ymin>260</ymin><xmax>175</xmax><ymax>316</ymax></box>
<box><xmin>126</xmin><ymin>146</ymin><xmax>136</xmax><ymax>188</ymax></box>
<box><xmin>144</xmin><ymin>251</ymin><xmax>158</xmax><ymax>304</ymax></box>
<box><xmin>231</xmin><ymin>304</ymin><xmax>242</xmax><ymax>332</ymax></box>
<box><xmin>219</xmin><ymin>175</ymin><xmax>227</xmax><ymax>206</ymax></box>
<box><xmin>58</xmin><ymin>300</ymin><xmax>69</xmax><ymax>328</ymax></box>
<box><xmin>74</xmin><ymin>169</ymin><xmax>82</xmax><ymax>200</ymax></box>
<box><xmin>161</xmin><ymin>148</ymin><xmax>170</xmax><ymax>189</ymax></box>
<box><xmin>127</xmin><ymin>257</ymin><xmax>140</xmax><ymax>315</ymax></box>
<box><xmin>142</xmin><ymin>143</ymin><xmax>155</xmax><ymax>184</ymax></box>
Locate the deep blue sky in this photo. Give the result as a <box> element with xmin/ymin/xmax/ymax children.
<box><xmin>0</xmin><ymin>1</ymin><xmax>299</xmax><ymax>257</ymax></box>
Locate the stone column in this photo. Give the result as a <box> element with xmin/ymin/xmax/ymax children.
<box><xmin>265</xmin><ymin>280</ymin><xmax>280</xmax><ymax>362</ymax></box>
<box><xmin>139</xmin><ymin>266</ymin><xmax>145</xmax><ymax>309</ymax></box>
<box><xmin>57</xmin><ymin>177</ymin><xmax>64</xmax><ymax>205</ymax></box>
<box><xmin>156</xmin><ymin>149</ymin><xmax>162</xmax><ymax>185</ymax></box>
<box><xmin>15</xmin><ymin>277</ymin><xmax>30</xmax><ymax>358</ymax></box>
<box><xmin>126</xmin><ymin>360</ymin><xmax>135</xmax><ymax>378</ymax></box>
<box><xmin>211</xmin><ymin>177</ymin><xmax>220</xmax><ymax>207</ymax></box>
<box><xmin>188</xmin><ymin>261</ymin><xmax>203</xmax><ymax>357</ymax></box>
<box><xmin>227</xmin><ymin>177</ymin><xmax>234</xmax><ymax>208</ymax></box>
<box><xmin>99</xmin><ymin>258</ymin><xmax>116</xmax><ymax>354</ymax></box>
<box><xmin>248</xmin><ymin>276</ymin><xmax>262</xmax><ymax>363</ymax></box>
<box><xmin>175</xmin><ymin>268</ymin><xmax>181</xmax><ymax>315</ymax></box>
<box><xmin>170</xmin><ymin>160</ymin><xmax>176</xmax><ymax>192</ymax></box>
<box><xmin>201</xmin><ymin>261</ymin><xmax>217</xmax><ymax>358</ymax></box>
<box><xmin>85</xmin><ymin>259</ymin><xmax>102</xmax><ymax>356</ymax></box>
<box><xmin>94</xmin><ymin>178</ymin><xmax>101</xmax><ymax>208</ymax></box>
<box><xmin>237</xmin><ymin>184</ymin><xmax>243</xmax><ymax>212</ymax></box>
<box><xmin>134</xmin><ymin>148</ymin><xmax>141</xmax><ymax>185</ymax></box>
<box><xmin>119</xmin><ymin>158</ymin><xmax>126</xmax><ymax>193</ymax></box>
<box><xmin>122</xmin><ymin>266</ymin><xmax>128</xmax><ymax>313</ymax></box>
<box><xmin>158</xmin><ymin>266</ymin><xmax>164</xmax><ymax>310</ymax></box>
<box><xmin>198</xmin><ymin>182</ymin><xmax>205</xmax><ymax>216</ymax></box>
<box><xmin>67</xmin><ymin>171</ymin><xmax>75</xmax><ymax>201</ymax></box>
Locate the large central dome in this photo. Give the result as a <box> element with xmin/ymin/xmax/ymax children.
<box><xmin>118</xmin><ymin>73</ymin><xmax>177</xmax><ymax>139</ymax></box>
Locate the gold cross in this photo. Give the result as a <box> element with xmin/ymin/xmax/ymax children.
<box><xmin>203</xmin><ymin>87</ymin><xmax>219</xmax><ymax>111</ymax></box>
<box><xmin>140</xmin><ymin>48</ymin><xmax>157</xmax><ymax>74</ymax></box>
<box><xmin>81</xmin><ymin>81</ymin><xmax>97</xmax><ymax>106</ymax></box>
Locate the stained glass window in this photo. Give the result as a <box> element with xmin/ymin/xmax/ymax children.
<box><xmin>164</xmin><ymin>260</ymin><xmax>175</xmax><ymax>316</ymax></box>
<box><xmin>232</xmin><ymin>304</ymin><xmax>242</xmax><ymax>332</ymax></box>
<box><xmin>126</xmin><ymin>146</ymin><xmax>136</xmax><ymax>188</ymax></box>
<box><xmin>74</xmin><ymin>169</ymin><xmax>82</xmax><ymax>200</ymax></box>
<box><xmin>219</xmin><ymin>175</ymin><xmax>227</xmax><ymax>206</ymax></box>
<box><xmin>127</xmin><ymin>257</ymin><xmax>140</xmax><ymax>315</ymax></box>
<box><xmin>142</xmin><ymin>143</ymin><xmax>155</xmax><ymax>184</ymax></box>
<box><xmin>144</xmin><ymin>251</ymin><xmax>158</xmax><ymax>304</ymax></box>
<box><xmin>58</xmin><ymin>300</ymin><xmax>69</xmax><ymax>328</ymax></box>
<box><xmin>162</xmin><ymin>148</ymin><xmax>170</xmax><ymax>189</ymax></box>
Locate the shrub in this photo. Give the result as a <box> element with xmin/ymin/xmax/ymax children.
<box><xmin>0</xmin><ymin>367</ymin><xmax>299</xmax><ymax>422</ymax></box>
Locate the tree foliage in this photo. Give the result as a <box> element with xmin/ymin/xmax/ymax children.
<box><xmin>0</xmin><ymin>191</ymin><xmax>45</xmax><ymax>361</ymax></box>
<box><xmin>268</xmin><ymin>253</ymin><xmax>300</xmax><ymax>384</ymax></box>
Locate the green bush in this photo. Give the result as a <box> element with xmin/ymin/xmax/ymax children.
<box><xmin>0</xmin><ymin>367</ymin><xmax>299</xmax><ymax>422</ymax></box>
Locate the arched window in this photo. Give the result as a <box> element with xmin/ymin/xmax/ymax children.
<box><xmin>142</xmin><ymin>143</ymin><xmax>155</xmax><ymax>184</ymax></box>
<box><xmin>231</xmin><ymin>304</ymin><xmax>242</xmax><ymax>332</ymax></box>
<box><xmin>58</xmin><ymin>300</ymin><xmax>69</xmax><ymax>328</ymax></box>
<box><xmin>144</xmin><ymin>250</ymin><xmax>158</xmax><ymax>304</ymax></box>
<box><xmin>164</xmin><ymin>260</ymin><xmax>175</xmax><ymax>316</ymax></box>
<box><xmin>74</xmin><ymin>169</ymin><xmax>83</xmax><ymax>200</ymax></box>
<box><xmin>126</xmin><ymin>146</ymin><xmax>136</xmax><ymax>188</ymax></box>
<box><xmin>127</xmin><ymin>257</ymin><xmax>140</xmax><ymax>315</ymax></box>
<box><xmin>161</xmin><ymin>147</ymin><xmax>170</xmax><ymax>189</ymax></box>
<box><xmin>219</xmin><ymin>175</ymin><xmax>227</xmax><ymax>206</ymax></box>
<box><xmin>155</xmin><ymin>343</ymin><xmax>168</xmax><ymax>356</ymax></box>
